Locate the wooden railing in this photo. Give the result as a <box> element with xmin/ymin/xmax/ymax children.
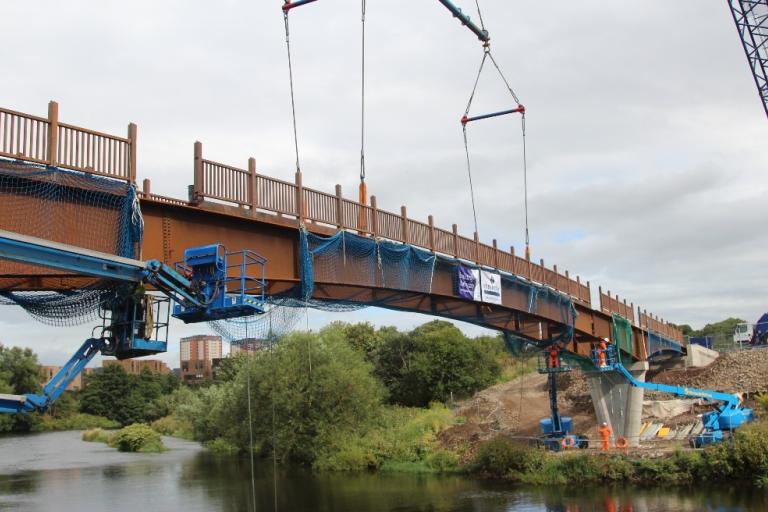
<box><xmin>189</xmin><ymin>142</ymin><xmax>601</xmax><ymax>307</ymax></box>
<box><xmin>639</xmin><ymin>311</ymin><xmax>684</xmax><ymax>343</ymax></box>
<box><xmin>0</xmin><ymin>101</ymin><xmax>136</xmax><ymax>182</ymax></box>
<box><xmin>599</xmin><ymin>288</ymin><xmax>636</xmax><ymax>325</ymax></box>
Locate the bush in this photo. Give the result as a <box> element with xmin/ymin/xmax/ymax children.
<box><xmin>111</xmin><ymin>423</ymin><xmax>164</xmax><ymax>453</ymax></box>
<box><xmin>205</xmin><ymin>438</ymin><xmax>240</xmax><ymax>454</ymax></box>
<box><xmin>313</xmin><ymin>404</ymin><xmax>460</xmax><ymax>473</ymax></box>
<box><xmin>471</xmin><ymin>437</ymin><xmax>546</xmax><ymax>478</ymax></box>
<box><xmin>82</xmin><ymin>428</ymin><xmax>113</xmax><ymax>444</ymax></box>
<box><xmin>151</xmin><ymin>415</ymin><xmax>194</xmax><ymax>440</ymax></box>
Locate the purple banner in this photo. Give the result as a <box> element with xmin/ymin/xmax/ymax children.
<box><xmin>457</xmin><ymin>265</ymin><xmax>476</xmax><ymax>300</ymax></box>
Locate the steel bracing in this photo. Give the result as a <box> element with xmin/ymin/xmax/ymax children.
<box><xmin>728</xmin><ymin>0</ymin><xmax>768</xmax><ymax>118</ymax></box>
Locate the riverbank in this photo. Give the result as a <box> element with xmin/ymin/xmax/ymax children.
<box><xmin>1</xmin><ymin>430</ymin><xmax>767</xmax><ymax>512</ymax></box>
<box><xmin>469</xmin><ymin>420</ymin><xmax>768</xmax><ymax>487</ymax></box>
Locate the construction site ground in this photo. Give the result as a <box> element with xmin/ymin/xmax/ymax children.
<box><xmin>438</xmin><ymin>348</ymin><xmax>768</xmax><ymax>461</ymax></box>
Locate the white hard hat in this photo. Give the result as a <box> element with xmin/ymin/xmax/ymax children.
<box><xmin>602</xmin><ymin>422</ymin><xmax>608</xmax><ymax>426</ymax></box>
<box><xmin>603</xmin><ymin>338</ymin><xmax>609</xmax><ymax>342</ymax></box>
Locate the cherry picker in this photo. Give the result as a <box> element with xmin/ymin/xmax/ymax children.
<box><xmin>0</xmin><ymin>229</ymin><xmax>266</xmax><ymax>414</ymax></box>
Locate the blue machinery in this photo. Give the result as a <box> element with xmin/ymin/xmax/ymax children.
<box><xmin>537</xmin><ymin>350</ymin><xmax>588</xmax><ymax>451</ymax></box>
<box><xmin>0</xmin><ymin>229</ymin><xmax>266</xmax><ymax>414</ymax></box>
<box><xmin>592</xmin><ymin>344</ymin><xmax>754</xmax><ymax>447</ymax></box>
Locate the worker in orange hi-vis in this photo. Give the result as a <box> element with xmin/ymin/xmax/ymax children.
<box><xmin>547</xmin><ymin>346</ymin><xmax>559</xmax><ymax>369</ymax></box>
<box><xmin>597</xmin><ymin>338</ymin><xmax>608</xmax><ymax>367</ymax></box>
<box><xmin>598</xmin><ymin>421</ymin><xmax>612</xmax><ymax>451</ymax></box>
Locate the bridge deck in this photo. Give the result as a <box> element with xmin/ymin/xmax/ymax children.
<box><xmin>0</xmin><ymin>101</ymin><xmax>685</xmax><ymax>361</ymax></box>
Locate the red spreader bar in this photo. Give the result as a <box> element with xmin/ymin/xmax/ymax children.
<box><xmin>461</xmin><ymin>104</ymin><xmax>525</xmax><ymax>125</ymax></box>
<box><xmin>282</xmin><ymin>0</ymin><xmax>319</xmax><ymax>12</ymax></box>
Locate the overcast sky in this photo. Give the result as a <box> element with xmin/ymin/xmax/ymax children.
<box><xmin>1</xmin><ymin>0</ymin><xmax>766</xmax><ymax>367</ymax></box>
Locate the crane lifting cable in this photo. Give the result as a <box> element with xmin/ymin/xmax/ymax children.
<box><xmin>358</xmin><ymin>0</ymin><xmax>369</xmax><ymax>231</ymax></box>
<box><xmin>282</xmin><ymin>0</ymin><xmax>321</xmax><ymax>176</ymax></box>
<box><xmin>459</xmin><ymin>1</ymin><xmax>530</xmax><ymax>259</ymax></box>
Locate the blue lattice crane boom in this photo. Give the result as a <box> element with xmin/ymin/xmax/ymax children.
<box><xmin>728</xmin><ymin>0</ymin><xmax>768</xmax><ymax>119</ymax></box>
<box><xmin>0</xmin><ymin>229</ymin><xmax>267</xmax><ymax>414</ymax></box>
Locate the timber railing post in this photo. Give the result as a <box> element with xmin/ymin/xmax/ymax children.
<box><xmin>598</xmin><ymin>286</ymin><xmax>604</xmax><ymax>312</ymax></box>
<box><xmin>565</xmin><ymin>269</ymin><xmax>571</xmax><ymax>297</ymax></box>
<box><xmin>371</xmin><ymin>196</ymin><xmax>379</xmax><ymax>237</ymax></box>
<box><xmin>428</xmin><ymin>215</ymin><xmax>436</xmax><ymax>252</ymax></box>
<box><xmin>127</xmin><ymin>122</ymin><xmax>137</xmax><ymax>183</ymax></box>
<box><xmin>401</xmin><ymin>206</ymin><xmax>409</xmax><ymax>244</ymax></box>
<box><xmin>47</xmin><ymin>100</ymin><xmax>59</xmax><ymax>167</ymax></box>
<box><xmin>452</xmin><ymin>224</ymin><xmax>459</xmax><ymax>257</ymax></box>
<box><xmin>295</xmin><ymin>171</ymin><xmax>304</xmax><ymax>225</ymax></box>
<box><xmin>142</xmin><ymin>178</ymin><xmax>151</xmax><ymax>194</ymax></box>
<box><xmin>248</xmin><ymin>157</ymin><xmax>257</xmax><ymax>212</ymax></box>
<box><xmin>473</xmin><ymin>231</ymin><xmax>480</xmax><ymax>264</ymax></box>
<box><xmin>193</xmin><ymin>141</ymin><xmax>203</xmax><ymax>203</ymax></box>
<box><xmin>526</xmin><ymin>245</ymin><xmax>532</xmax><ymax>279</ymax></box>
<box><xmin>335</xmin><ymin>185</ymin><xmax>344</xmax><ymax>230</ymax></box>
<box><xmin>510</xmin><ymin>246</ymin><xmax>517</xmax><ymax>274</ymax></box>
<box><xmin>492</xmin><ymin>239</ymin><xmax>499</xmax><ymax>268</ymax></box>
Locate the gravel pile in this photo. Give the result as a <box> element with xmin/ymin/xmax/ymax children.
<box><xmin>651</xmin><ymin>349</ymin><xmax>768</xmax><ymax>394</ymax></box>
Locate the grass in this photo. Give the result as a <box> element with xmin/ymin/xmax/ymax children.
<box><xmin>313</xmin><ymin>403</ymin><xmax>461</xmax><ymax>473</ymax></box>
<box><xmin>150</xmin><ymin>415</ymin><xmax>194</xmax><ymax>440</ymax></box>
<box><xmin>82</xmin><ymin>427</ymin><xmax>113</xmax><ymax>444</ymax></box>
<box><xmin>34</xmin><ymin>413</ymin><xmax>119</xmax><ymax>432</ymax></box>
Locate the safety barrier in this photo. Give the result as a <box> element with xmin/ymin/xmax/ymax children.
<box><xmin>0</xmin><ymin>101</ymin><xmax>136</xmax><ymax>182</ymax></box>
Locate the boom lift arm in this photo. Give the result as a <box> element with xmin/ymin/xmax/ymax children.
<box><xmin>594</xmin><ymin>344</ymin><xmax>753</xmax><ymax>446</ymax></box>
<box><xmin>0</xmin><ymin>229</ymin><xmax>267</xmax><ymax>415</ymax></box>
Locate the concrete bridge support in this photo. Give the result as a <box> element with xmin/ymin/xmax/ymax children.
<box><xmin>588</xmin><ymin>361</ymin><xmax>649</xmax><ymax>447</ymax></box>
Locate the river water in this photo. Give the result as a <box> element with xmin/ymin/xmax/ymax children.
<box><xmin>0</xmin><ymin>431</ymin><xmax>766</xmax><ymax>512</ymax></box>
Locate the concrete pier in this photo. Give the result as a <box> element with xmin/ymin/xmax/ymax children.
<box><xmin>588</xmin><ymin>361</ymin><xmax>649</xmax><ymax>447</ymax></box>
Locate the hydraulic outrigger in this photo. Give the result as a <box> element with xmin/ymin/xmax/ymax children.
<box><xmin>0</xmin><ymin>229</ymin><xmax>267</xmax><ymax>414</ymax></box>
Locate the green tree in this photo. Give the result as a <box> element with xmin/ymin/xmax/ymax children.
<box><xmin>375</xmin><ymin>321</ymin><xmax>501</xmax><ymax>407</ymax></box>
<box><xmin>80</xmin><ymin>365</ymin><xmax>145</xmax><ymax>425</ymax></box>
<box><xmin>693</xmin><ymin>318</ymin><xmax>746</xmax><ymax>337</ymax></box>
<box><xmin>341</xmin><ymin>322</ymin><xmax>380</xmax><ymax>360</ymax></box>
<box><xmin>0</xmin><ymin>344</ymin><xmax>41</xmax><ymax>394</ymax></box>
<box><xmin>183</xmin><ymin>326</ymin><xmax>387</xmax><ymax>465</ymax></box>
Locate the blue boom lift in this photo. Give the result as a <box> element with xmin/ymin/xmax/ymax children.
<box><xmin>0</xmin><ymin>229</ymin><xmax>266</xmax><ymax>414</ymax></box>
<box><xmin>593</xmin><ymin>343</ymin><xmax>754</xmax><ymax>447</ymax></box>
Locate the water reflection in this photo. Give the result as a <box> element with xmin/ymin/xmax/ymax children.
<box><xmin>0</xmin><ymin>432</ymin><xmax>766</xmax><ymax>512</ymax></box>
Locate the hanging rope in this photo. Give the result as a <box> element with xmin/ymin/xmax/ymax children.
<box><xmin>283</xmin><ymin>7</ymin><xmax>302</xmax><ymax>173</ymax></box>
<box><xmin>460</xmin><ymin>40</ymin><xmax>530</xmax><ymax>261</ymax></box>
<box><xmin>246</xmin><ymin>359</ymin><xmax>257</xmax><ymax>512</ymax></box>
<box><xmin>360</xmin><ymin>0</ymin><xmax>367</xmax><ymax>185</ymax></box>
<box><xmin>461</xmin><ymin>51</ymin><xmax>489</xmax><ymax>239</ymax></box>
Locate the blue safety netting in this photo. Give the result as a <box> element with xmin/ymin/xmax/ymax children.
<box><xmin>0</xmin><ymin>159</ymin><xmax>143</xmax><ymax>325</ymax></box>
<box><xmin>215</xmin><ymin>228</ymin><xmax>578</xmax><ymax>348</ymax></box>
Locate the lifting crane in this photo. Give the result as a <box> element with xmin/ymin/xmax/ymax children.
<box><xmin>0</xmin><ymin>229</ymin><xmax>266</xmax><ymax>414</ymax></box>
<box><xmin>727</xmin><ymin>1</ymin><xmax>768</xmax><ymax>119</ymax></box>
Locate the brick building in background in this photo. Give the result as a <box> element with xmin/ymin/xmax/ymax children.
<box><xmin>39</xmin><ymin>366</ymin><xmax>93</xmax><ymax>391</ymax></box>
<box><xmin>180</xmin><ymin>335</ymin><xmax>223</xmax><ymax>382</ymax></box>
<box><xmin>229</xmin><ymin>338</ymin><xmax>263</xmax><ymax>356</ymax></box>
<box><xmin>103</xmin><ymin>359</ymin><xmax>171</xmax><ymax>375</ymax></box>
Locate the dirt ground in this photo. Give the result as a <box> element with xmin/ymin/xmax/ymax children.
<box><xmin>438</xmin><ymin>349</ymin><xmax>768</xmax><ymax>460</ymax></box>
<box><xmin>438</xmin><ymin>372</ymin><xmax>597</xmax><ymax>461</ymax></box>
